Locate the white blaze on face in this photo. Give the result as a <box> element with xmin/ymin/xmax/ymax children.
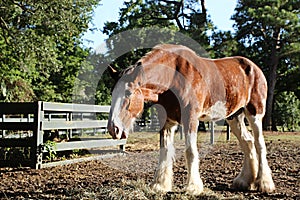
<box><xmin>110</xmin><ymin>81</ymin><xmax>127</xmax><ymax>129</ymax></box>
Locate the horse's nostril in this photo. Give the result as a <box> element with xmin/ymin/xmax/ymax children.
<box><xmin>121</xmin><ymin>131</ymin><xmax>127</xmax><ymax>139</ymax></box>
<box><xmin>114</xmin><ymin>126</ymin><xmax>119</xmax><ymax>134</ymax></box>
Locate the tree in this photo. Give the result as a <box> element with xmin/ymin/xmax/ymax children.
<box><xmin>0</xmin><ymin>0</ymin><xmax>100</xmax><ymax>102</ymax></box>
<box><xmin>103</xmin><ymin>0</ymin><xmax>212</xmax><ymax>51</ymax></box>
<box><xmin>232</xmin><ymin>0</ymin><xmax>300</xmax><ymax>130</ymax></box>
<box><xmin>274</xmin><ymin>91</ymin><xmax>300</xmax><ymax>131</ymax></box>
<box><xmin>209</xmin><ymin>30</ymin><xmax>238</xmax><ymax>58</ymax></box>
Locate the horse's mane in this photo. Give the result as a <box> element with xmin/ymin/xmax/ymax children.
<box><xmin>153</xmin><ymin>44</ymin><xmax>196</xmax><ymax>53</ymax></box>
<box><xmin>141</xmin><ymin>44</ymin><xmax>197</xmax><ymax>62</ymax></box>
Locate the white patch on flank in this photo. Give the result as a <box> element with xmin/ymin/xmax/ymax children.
<box><xmin>199</xmin><ymin>101</ymin><xmax>227</xmax><ymax>121</ymax></box>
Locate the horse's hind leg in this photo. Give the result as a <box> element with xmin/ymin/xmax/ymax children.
<box><xmin>226</xmin><ymin>111</ymin><xmax>258</xmax><ymax>191</ymax></box>
<box><xmin>245</xmin><ymin>110</ymin><xmax>275</xmax><ymax>193</ymax></box>
<box><xmin>151</xmin><ymin>122</ymin><xmax>176</xmax><ymax>193</ymax></box>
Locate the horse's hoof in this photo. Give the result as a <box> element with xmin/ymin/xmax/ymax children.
<box><xmin>185</xmin><ymin>183</ymin><xmax>203</xmax><ymax>195</ymax></box>
<box><xmin>233</xmin><ymin>176</ymin><xmax>252</xmax><ymax>191</ymax></box>
<box><xmin>151</xmin><ymin>183</ymin><xmax>172</xmax><ymax>193</ymax></box>
<box><xmin>255</xmin><ymin>177</ymin><xmax>275</xmax><ymax>193</ymax></box>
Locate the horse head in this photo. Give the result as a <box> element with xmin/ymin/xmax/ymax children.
<box><xmin>107</xmin><ymin>64</ymin><xmax>158</xmax><ymax>139</ymax></box>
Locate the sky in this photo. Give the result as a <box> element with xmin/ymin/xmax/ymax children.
<box><xmin>82</xmin><ymin>0</ymin><xmax>237</xmax><ymax>50</ymax></box>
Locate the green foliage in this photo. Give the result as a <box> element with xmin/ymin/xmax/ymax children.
<box><xmin>232</xmin><ymin>0</ymin><xmax>300</xmax><ymax>64</ymax></box>
<box><xmin>43</xmin><ymin>140</ymin><xmax>57</xmax><ymax>161</ymax></box>
<box><xmin>0</xmin><ymin>0</ymin><xmax>100</xmax><ymax>102</ymax></box>
<box><xmin>73</xmin><ymin>51</ymin><xmax>112</xmax><ymax>104</ymax></box>
<box><xmin>276</xmin><ymin>55</ymin><xmax>300</xmax><ymax>99</ymax></box>
<box><xmin>209</xmin><ymin>31</ymin><xmax>238</xmax><ymax>58</ymax></box>
<box><xmin>274</xmin><ymin>91</ymin><xmax>300</xmax><ymax>131</ymax></box>
<box><xmin>103</xmin><ymin>0</ymin><xmax>178</xmax><ymax>35</ymax></box>
<box><xmin>103</xmin><ymin>0</ymin><xmax>212</xmax><ymax>54</ymax></box>
<box><xmin>231</xmin><ymin>0</ymin><xmax>300</xmax><ymax>129</ymax></box>
<box><xmin>70</xmin><ymin>149</ymin><xmax>89</xmax><ymax>158</ymax></box>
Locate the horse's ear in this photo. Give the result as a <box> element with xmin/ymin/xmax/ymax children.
<box><xmin>140</xmin><ymin>88</ymin><xmax>158</xmax><ymax>102</ymax></box>
<box><xmin>108</xmin><ymin>65</ymin><xmax>119</xmax><ymax>81</ymax></box>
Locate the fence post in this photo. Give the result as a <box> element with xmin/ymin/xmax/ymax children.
<box><xmin>31</xmin><ymin>101</ymin><xmax>43</xmax><ymax>169</ymax></box>
<box><xmin>119</xmin><ymin>143</ymin><xmax>125</xmax><ymax>152</ymax></box>
<box><xmin>1</xmin><ymin>114</ymin><xmax>5</xmax><ymax>138</ymax></box>
<box><xmin>69</xmin><ymin>112</ymin><xmax>73</xmax><ymax>139</ymax></box>
<box><xmin>226</xmin><ymin>123</ymin><xmax>231</xmax><ymax>141</ymax></box>
<box><xmin>210</xmin><ymin>121</ymin><xmax>214</xmax><ymax>144</ymax></box>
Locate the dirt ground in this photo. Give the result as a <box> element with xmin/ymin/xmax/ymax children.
<box><xmin>0</xmin><ymin>132</ymin><xmax>299</xmax><ymax>199</ymax></box>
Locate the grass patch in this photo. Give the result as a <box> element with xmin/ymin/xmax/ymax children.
<box><xmin>126</xmin><ymin>131</ymin><xmax>300</xmax><ymax>144</ymax></box>
<box><xmin>86</xmin><ymin>178</ymin><xmax>237</xmax><ymax>200</ymax></box>
<box><xmin>264</xmin><ymin>132</ymin><xmax>300</xmax><ymax>142</ymax></box>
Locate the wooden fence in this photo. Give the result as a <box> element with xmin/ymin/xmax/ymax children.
<box><xmin>0</xmin><ymin>101</ymin><xmax>126</xmax><ymax>169</ymax></box>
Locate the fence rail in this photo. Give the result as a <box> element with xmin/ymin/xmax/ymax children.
<box><xmin>0</xmin><ymin>101</ymin><xmax>125</xmax><ymax>169</ymax></box>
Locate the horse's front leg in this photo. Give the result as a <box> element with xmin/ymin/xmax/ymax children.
<box><xmin>184</xmin><ymin>120</ymin><xmax>203</xmax><ymax>195</ymax></box>
<box><xmin>151</xmin><ymin>124</ymin><xmax>176</xmax><ymax>193</ymax></box>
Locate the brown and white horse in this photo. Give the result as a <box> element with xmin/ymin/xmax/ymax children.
<box><xmin>107</xmin><ymin>44</ymin><xmax>275</xmax><ymax>195</ymax></box>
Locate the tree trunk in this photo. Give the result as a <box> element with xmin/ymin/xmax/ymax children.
<box><xmin>271</xmin><ymin>99</ymin><xmax>278</xmax><ymax>131</ymax></box>
<box><xmin>200</xmin><ymin>0</ymin><xmax>207</xmax><ymax>22</ymax></box>
<box><xmin>264</xmin><ymin>65</ymin><xmax>277</xmax><ymax>130</ymax></box>
<box><xmin>263</xmin><ymin>29</ymin><xmax>281</xmax><ymax>131</ymax></box>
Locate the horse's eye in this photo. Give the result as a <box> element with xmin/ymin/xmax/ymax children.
<box><xmin>125</xmin><ymin>90</ymin><xmax>132</xmax><ymax>98</ymax></box>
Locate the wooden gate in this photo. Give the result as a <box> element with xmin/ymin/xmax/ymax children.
<box><xmin>0</xmin><ymin>101</ymin><xmax>126</xmax><ymax>169</ymax></box>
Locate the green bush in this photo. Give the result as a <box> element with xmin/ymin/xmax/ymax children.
<box><xmin>274</xmin><ymin>91</ymin><xmax>300</xmax><ymax>131</ymax></box>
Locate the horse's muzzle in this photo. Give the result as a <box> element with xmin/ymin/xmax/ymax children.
<box><xmin>108</xmin><ymin>122</ymin><xmax>127</xmax><ymax>139</ymax></box>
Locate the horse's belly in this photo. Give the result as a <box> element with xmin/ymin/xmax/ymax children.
<box><xmin>198</xmin><ymin>101</ymin><xmax>227</xmax><ymax>122</ymax></box>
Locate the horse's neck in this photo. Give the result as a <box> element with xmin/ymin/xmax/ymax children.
<box><xmin>141</xmin><ymin>63</ymin><xmax>176</xmax><ymax>94</ymax></box>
